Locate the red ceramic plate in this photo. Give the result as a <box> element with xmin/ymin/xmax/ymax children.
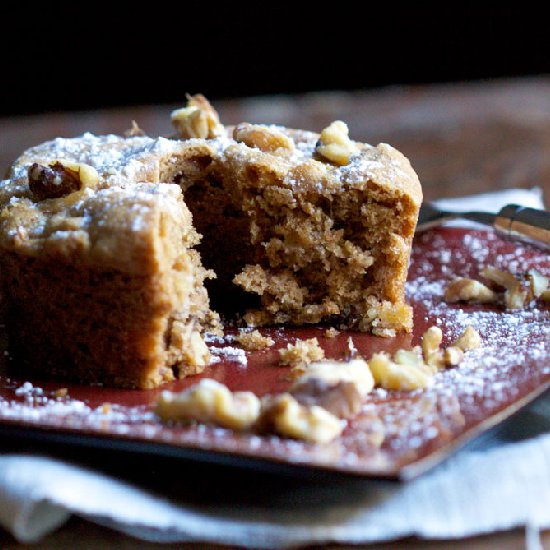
<box><xmin>0</xmin><ymin>227</ymin><xmax>548</xmax><ymax>479</ymax></box>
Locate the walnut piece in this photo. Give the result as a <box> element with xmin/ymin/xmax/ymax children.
<box><xmin>298</xmin><ymin>358</ymin><xmax>374</xmax><ymax>396</ymax></box>
<box><xmin>453</xmin><ymin>325</ymin><xmax>481</xmax><ymax>351</ymax></box>
<box><xmin>156</xmin><ymin>379</ymin><xmax>260</xmax><ymax>431</ymax></box>
<box><xmin>447</xmin><ymin>267</ymin><xmax>549</xmax><ymax>310</ymax></box>
<box><xmin>481</xmin><ymin>266</ymin><xmax>528</xmax><ymax>310</ymax></box>
<box><xmin>393</xmin><ymin>347</ymin><xmax>425</xmax><ymax>368</ymax></box>
<box><xmin>233</xmin><ymin>329</ymin><xmax>275</xmax><ymax>351</ymax></box>
<box><xmin>368</xmin><ymin>325</ymin><xmax>481</xmax><ymax>391</ymax></box>
<box><xmin>285</xmin><ymin>357</ymin><xmax>373</xmax><ymax>422</ymax></box>
<box><xmin>422</xmin><ymin>326</ymin><xmax>444</xmax><ymax>369</ymax></box>
<box><xmin>171</xmin><ymin>94</ymin><xmax>223</xmax><ymax>139</ymax></box>
<box><xmin>480</xmin><ymin>266</ymin><xmax>520</xmax><ymax>290</ymax></box>
<box><xmin>444</xmin><ymin>346</ymin><xmax>464</xmax><ymax>366</ymax></box>
<box><xmin>324</xmin><ymin>327</ymin><xmax>340</xmax><ymax>338</ymax></box>
<box><xmin>315</xmin><ymin>120</ymin><xmax>358</xmax><ymax>166</ymax></box>
<box><xmin>279</xmin><ymin>338</ymin><xmax>325</xmax><ymax>370</ymax></box>
<box><xmin>28</xmin><ymin>161</ymin><xmax>98</xmax><ymax>200</ymax></box>
<box><xmin>503</xmin><ymin>286</ymin><xmax>528</xmax><ymax>310</ymax></box>
<box><xmin>528</xmin><ymin>269</ymin><xmax>549</xmax><ymax>299</ymax></box>
<box><xmin>444</xmin><ymin>277</ymin><xmax>497</xmax><ymax>304</ymax></box>
<box><xmin>259</xmin><ymin>393</ymin><xmax>343</xmax><ymax>443</ymax></box>
<box><xmin>368</xmin><ymin>352</ymin><xmax>434</xmax><ymax>391</ymax></box>
<box><xmin>124</xmin><ymin>120</ymin><xmax>146</xmax><ymax>137</ymax></box>
<box><xmin>233</xmin><ymin>123</ymin><xmax>294</xmax><ymax>153</ymax></box>
<box><xmin>290</xmin><ymin>378</ymin><xmax>362</xmax><ymax>419</ymax></box>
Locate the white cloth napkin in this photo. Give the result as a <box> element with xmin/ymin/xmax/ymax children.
<box><xmin>0</xmin><ymin>188</ymin><xmax>548</xmax><ymax>548</ymax></box>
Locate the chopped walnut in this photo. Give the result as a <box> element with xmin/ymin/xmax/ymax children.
<box><xmin>28</xmin><ymin>161</ymin><xmax>98</xmax><ymax>200</ymax></box>
<box><xmin>444</xmin><ymin>346</ymin><xmax>464</xmax><ymax>366</ymax></box>
<box><xmin>368</xmin><ymin>352</ymin><xmax>434</xmax><ymax>391</ymax></box>
<box><xmin>259</xmin><ymin>393</ymin><xmax>343</xmax><ymax>443</ymax></box>
<box><xmin>171</xmin><ymin>94</ymin><xmax>223</xmax><ymax>139</ymax></box>
<box><xmin>393</xmin><ymin>347</ymin><xmax>424</xmax><ymax>367</ymax></box>
<box><xmin>286</xmin><ymin>356</ymin><xmax>373</xmax><ymax>421</ymax></box>
<box><xmin>101</xmin><ymin>402</ymin><xmax>112</xmax><ymax>415</ymax></box>
<box><xmin>155</xmin><ymin>379</ymin><xmax>261</xmax><ymax>431</ymax></box>
<box><xmin>448</xmin><ymin>267</ymin><xmax>549</xmax><ymax>310</ymax></box>
<box><xmin>480</xmin><ymin>266</ymin><xmax>528</xmax><ymax>310</ymax></box>
<box><xmin>368</xmin><ymin>325</ymin><xmax>481</xmax><ymax>391</ymax></box>
<box><xmin>528</xmin><ymin>270</ymin><xmax>549</xmax><ymax>299</ymax></box>
<box><xmin>324</xmin><ymin>327</ymin><xmax>340</xmax><ymax>338</ymax></box>
<box><xmin>504</xmin><ymin>287</ymin><xmax>529</xmax><ymax>310</ymax></box>
<box><xmin>124</xmin><ymin>120</ymin><xmax>146</xmax><ymax>137</ymax></box>
<box><xmin>453</xmin><ymin>325</ymin><xmax>481</xmax><ymax>351</ymax></box>
<box><xmin>278</xmin><ymin>338</ymin><xmax>325</xmax><ymax>370</ymax></box>
<box><xmin>315</xmin><ymin>120</ymin><xmax>358</xmax><ymax>166</ymax></box>
<box><xmin>290</xmin><ymin>378</ymin><xmax>362</xmax><ymax>419</ymax></box>
<box><xmin>444</xmin><ymin>277</ymin><xmax>497</xmax><ymax>304</ymax></box>
<box><xmin>233</xmin><ymin>329</ymin><xmax>275</xmax><ymax>351</ymax></box>
<box><xmin>54</xmin><ymin>387</ymin><xmax>68</xmax><ymax>398</ymax></box>
<box><xmin>393</xmin><ymin>346</ymin><xmax>436</xmax><ymax>377</ymax></box>
<box><xmin>233</xmin><ymin>123</ymin><xmax>294</xmax><ymax>153</ymax></box>
<box><xmin>421</xmin><ymin>326</ymin><xmax>445</xmax><ymax>369</ymax></box>
<box><xmin>298</xmin><ymin>358</ymin><xmax>374</xmax><ymax>396</ymax></box>
<box><xmin>480</xmin><ymin>266</ymin><xmax>520</xmax><ymax>290</ymax></box>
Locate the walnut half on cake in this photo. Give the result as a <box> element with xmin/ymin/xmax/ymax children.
<box><xmin>0</xmin><ymin>97</ymin><xmax>422</xmax><ymax>388</ymax></box>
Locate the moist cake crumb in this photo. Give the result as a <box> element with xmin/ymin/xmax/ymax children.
<box><xmin>233</xmin><ymin>329</ymin><xmax>275</xmax><ymax>351</ymax></box>
<box><xmin>278</xmin><ymin>338</ymin><xmax>326</xmax><ymax>370</ymax></box>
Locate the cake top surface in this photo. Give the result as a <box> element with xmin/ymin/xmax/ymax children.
<box><xmin>0</xmin><ymin>99</ymin><xmax>422</xmax><ymax>266</ymax></box>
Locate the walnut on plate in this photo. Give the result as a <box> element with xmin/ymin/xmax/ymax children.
<box><xmin>284</xmin><ymin>357</ymin><xmax>373</xmax><ymax>426</ymax></box>
<box><xmin>368</xmin><ymin>351</ymin><xmax>434</xmax><ymax>391</ymax></box>
<box><xmin>445</xmin><ymin>267</ymin><xmax>549</xmax><ymax>310</ymax></box>
<box><xmin>368</xmin><ymin>325</ymin><xmax>481</xmax><ymax>391</ymax></box>
<box><xmin>480</xmin><ymin>267</ymin><xmax>529</xmax><ymax>310</ymax></box>
<box><xmin>290</xmin><ymin>378</ymin><xmax>363</xmax><ymax>419</ymax></box>
<box><xmin>155</xmin><ymin>379</ymin><xmax>260</xmax><ymax>431</ymax></box>
<box><xmin>258</xmin><ymin>393</ymin><xmax>343</xmax><ymax>444</ymax></box>
<box><xmin>444</xmin><ymin>277</ymin><xmax>496</xmax><ymax>304</ymax></box>
<box><xmin>528</xmin><ymin>269</ymin><xmax>549</xmax><ymax>300</ymax></box>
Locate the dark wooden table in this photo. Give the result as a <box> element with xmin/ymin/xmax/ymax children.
<box><xmin>1</xmin><ymin>78</ymin><xmax>549</xmax><ymax>549</ymax></box>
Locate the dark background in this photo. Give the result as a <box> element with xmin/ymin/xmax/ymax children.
<box><xmin>0</xmin><ymin>5</ymin><xmax>547</xmax><ymax>117</ymax></box>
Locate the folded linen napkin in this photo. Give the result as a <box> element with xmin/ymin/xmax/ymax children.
<box><xmin>0</xmin><ymin>188</ymin><xmax>547</xmax><ymax>548</ymax></box>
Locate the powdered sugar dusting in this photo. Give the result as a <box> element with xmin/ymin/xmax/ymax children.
<box><xmin>0</xmin><ymin>380</ymin><xmax>156</xmax><ymax>432</ymax></box>
<box><xmin>210</xmin><ymin>346</ymin><xmax>248</xmax><ymax>367</ymax></box>
<box><xmin>373</xmin><ymin>228</ymin><xmax>550</xmax><ymax>465</ymax></box>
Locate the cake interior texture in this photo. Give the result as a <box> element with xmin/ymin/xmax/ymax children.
<box><xmin>0</xmin><ymin>104</ymin><xmax>422</xmax><ymax>388</ymax></box>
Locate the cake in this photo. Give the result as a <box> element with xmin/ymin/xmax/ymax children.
<box><xmin>0</xmin><ymin>96</ymin><xmax>422</xmax><ymax>388</ymax></box>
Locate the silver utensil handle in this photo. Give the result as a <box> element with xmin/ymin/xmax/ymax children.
<box><xmin>494</xmin><ymin>204</ymin><xmax>550</xmax><ymax>250</ymax></box>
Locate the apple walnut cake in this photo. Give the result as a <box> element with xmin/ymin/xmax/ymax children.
<box><xmin>0</xmin><ymin>96</ymin><xmax>422</xmax><ymax>388</ymax></box>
